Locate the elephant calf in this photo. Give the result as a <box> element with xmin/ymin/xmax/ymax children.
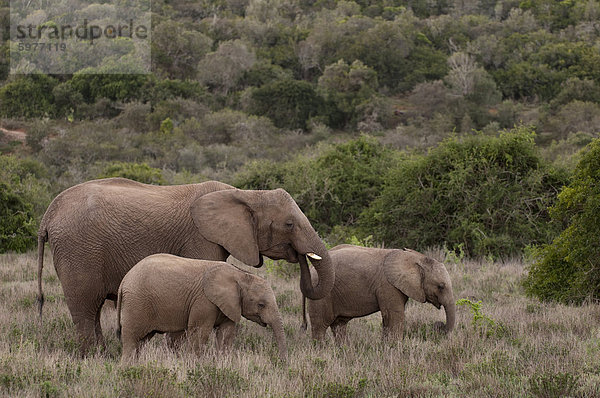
<box><xmin>117</xmin><ymin>254</ymin><xmax>287</xmax><ymax>361</ymax></box>
<box><xmin>302</xmin><ymin>245</ymin><xmax>455</xmax><ymax>343</ymax></box>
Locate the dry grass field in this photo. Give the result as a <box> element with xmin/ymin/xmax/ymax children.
<box><xmin>1</xmin><ymin>249</ymin><xmax>599</xmax><ymax>397</ymax></box>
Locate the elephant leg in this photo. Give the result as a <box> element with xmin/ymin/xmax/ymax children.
<box><xmin>95</xmin><ymin>307</ymin><xmax>106</xmax><ymax>349</ymax></box>
<box><xmin>59</xmin><ymin>266</ymin><xmax>107</xmax><ymax>356</ymax></box>
<box><xmin>215</xmin><ymin>320</ymin><xmax>236</xmax><ymax>351</ymax></box>
<box><xmin>331</xmin><ymin>318</ymin><xmax>350</xmax><ymax>345</ymax></box>
<box><xmin>120</xmin><ymin>331</ymin><xmax>155</xmax><ymax>363</ymax></box>
<box><xmin>166</xmin><ymin>331</ymin><xmax>186</xmax><ymax>351</ymax></box>
<box><xmin>311</xmin><ymin>323</ymin><xmax>328</xmax><ymax>341</ymax></box>
<box><xmin>120</xmin><ymin>330</ymin><xmax>140</xmax><ymax>363</ymax></box>
<box><xmin>187</xmin><ymin>327</ymin><xmax>213</xmax><ymax>356</ymax></box>
<box><xmin>188</xmin><ymin>307</ymin><xmax>217</xmax><ymax>356</ymax></box>
<box><xmin>67</xmin><ymin>296</ymin><xmax>106</xmax><ymax>356</ymax></box>
<box><xmin>381</xmin><ymin>309</ymin><xmax>405</xmax><ymax>340</ymax></box>
<box><xmin>379</xmin><ymin>290</ymin><xmax>408</xmax><ymax>340</ymax></box>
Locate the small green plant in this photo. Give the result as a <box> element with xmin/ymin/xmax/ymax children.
<box><xmin>444</xmin><ymin>243</ymin><xmax>465</xmax><ymax>264</ymax></box>
<box><xmin>457</xmin><ymin>298</ymin><xmax>494</xmax><ymax>329</ymax></box>
<box><xmin>528</xmin><ymin>372</ymin><xmax>580</xmax><ymax>398</ymax></box>
<box><xmin>39</xmin><ymin>380</ymin><xmax>60</xmax><ymax>398</ymax></box>
<box><xmin>160</xmin><ymin>117</ymin><xmax>174</xmax><ymax>135</ymax></box>
<box><xmin>457</xmin><ymin>298</ymin><xmax>507</xmax><ymax>338</ymax></box>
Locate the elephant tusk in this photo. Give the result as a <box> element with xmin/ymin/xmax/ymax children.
<box><xmin>306</xmin><ymin>252</ymin><xmax>322</xmax><ymax>260</ymax></box>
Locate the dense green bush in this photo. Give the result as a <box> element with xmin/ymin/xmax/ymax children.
<box><xmin>97</xmin><ymin>162</ymin><xmax>166</xmax><ymax>185</ymax></box>
<box><xmin>69</xmin><ymin>74</ymin><xmax>149</xmax><ymax>103</ymax></box>
<box><xmin>0</xmin><ymin>155</ymin><xmax>51</xmax><ymax>219</ymax></box>
<box><xmin>0</xmin><ymin>182</ymin><xmax>36</xmax><ymax>253</ymax></box>
<box><xmin>235</xmin><ymin>135</ymin><xmax>396</xmax><ymax>234</ymax></box>
<box><xmin>317</xmin><ymin>60</ymin><xmax>378</xmax><ymax>129</ymax></box>
<box><xmin>0</xmin><ymin>155</ymin><xmax>51</xmax><ymax>253</ymax></box>
<box><xmin>246</xmin><ymin>79</ymin><xmax>325</xmax><ymax>129</ymax></box>
<box><xmin>359</xmin><ymin>127</ymin><xmax>568</xmax><ymax>257</ymax></box>
<box><xmin>524</xmin><ymin>138</ymin><xmax>600</xmax><ymax>303</ymax></box>
<box><xmin>0</xmin><ymin>75</ymin><xmax>58</xmax><ymax>118</ymax></box>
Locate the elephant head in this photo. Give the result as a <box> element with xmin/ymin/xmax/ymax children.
<box><xmin>202</xmin><ymin>264</ymin><xmax>287</xmax><ymax>361</ymax></box>
<box><xmin>191</xmin><ymin>188</ymin><xmax>333</xmax><ymax>300</ymax></box>
<box><xmin>384</xmin><ymin>249</ymin><xmax>455</xmax><ymax>333</ymax></box>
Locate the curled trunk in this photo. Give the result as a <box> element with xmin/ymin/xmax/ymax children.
<box><xmin>298</xmin><ymin>252</ymin><xmax>333</xmax><ymax>300</ymax></box>
<box><xmin>295</xmin><ymin>225</ymin><xmax>334</xmax><ymax>300</ymax></box>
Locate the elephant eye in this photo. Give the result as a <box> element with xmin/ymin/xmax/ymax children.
<box><xmin>285</xmin><ymin>221</ymin><xmax>294</xmax><ymax>229</ymax></box>
<box><xmin>258</xmin><ymin>302</ymin><xmax>266</xmax><ymax>309</ymax></box>
<box><xmin>438</xmin><ymin>283</ymin><xmax>446</xmax><ymax>290</ymax></box>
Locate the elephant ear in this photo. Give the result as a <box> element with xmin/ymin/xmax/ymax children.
<box><xmin>201</xmin><ymin>264</ymin><xmax>242</xmax><ymax>323</ymax></box>
<box><xmin>383</xmin><ymin>249</ymin><xmax>426</xmax><ymax>303</ymax></box>
<box><xmin>190</xmin><ymin>189</ymin><xmax>260</xmax><ymax>266</ymax></box>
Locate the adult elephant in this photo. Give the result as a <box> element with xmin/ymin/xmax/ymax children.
<box><xmin>37</xmin><ymin>177</ymin><xmax>332</xmax><ymax>353</ymax></box>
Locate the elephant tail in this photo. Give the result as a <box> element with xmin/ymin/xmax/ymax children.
<box><xmin>301</xmin><ymin>294</ymin><xmax>308</xmax><ymax>332</ymax></box>
<box><xmin>36</xmin><ymin>229</ymin><xmax>47</xmax><ymax>324</ymax></box>
<box><xmin>116</xmin><ymin>286</ymin><xmax>123</xmax><ymax>341</ymax></box>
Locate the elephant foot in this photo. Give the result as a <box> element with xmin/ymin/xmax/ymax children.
<box><xmin>433</xmin><ymin>321</ymin><xmax>448</xmax><ymax>334</ymax></box>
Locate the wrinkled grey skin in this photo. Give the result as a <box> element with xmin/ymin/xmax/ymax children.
<box><xmin>37</xmin><ymin>178</ymin><xmax>332</xmax><ymax>354</ymax></box>
<box><xmin>302</xmin><ymin>245</ymin><xmax>455</xmax><ymax>342</ymax></box>
<box><xmin>117</xmin><ymin>254</ymin><xmax>287</xmax><ymax>362</ymax></box>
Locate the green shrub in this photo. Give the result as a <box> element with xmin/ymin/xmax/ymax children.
<box><xmin>69</xmin><ymin>74</ymin><xmax>149</xmax><ymax>103</ymax></box>
<box><xmin>360</xmin><ymin>127</ymin><xmax>568</xmax><ymax>257</ymax></box>
<box><xmin>235</xmin><ymin>135</ymin><xmax>396</xmax><ymax>234</ymax></box>
<box><xmin>0</xmin><ymin>75</ymin><xmax>58</xmax><ymax>118</ymax></box>
<box><xmin>150</xmin><ymin>79</ymin><xmax>209</xmax><ymax>103</ymax></box>
<box><xmin>524</xmin><ymin>138</ymin><xmax>600</xmax><ymax>303</ymax></box>
<box><xmin>0</xmin><ymin>182</ymin><xmax>36</xmax><ymax>253</ymax></box>
<box><xmin>247</xmin><ymin>78</ymin><xmax>325</xmax><ymax>129</ymax></box>
<box><xmin>0</xmin><ymin>154</ymin><xmax>51</xmax><ymax>219</ymax></box>
<box><xmin>97</xmin><ymin>162</ymin><xmax>166</xmax><ymax>185</ymax></box>
<box><xmin>317</xmin><ymin>60</ymin><xmax>378</xmax><ymax>128</ymax></box>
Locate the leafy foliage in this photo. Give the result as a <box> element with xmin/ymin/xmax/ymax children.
<box><xmin>97</xmin><ymin>162</ymin><xmax>166</xmax><ymax>185</ymax></box>
<box><xmin>456</xmin><ymin>298</ymin><xmax>507</xmax><ymax>338</ymax></box>
<box><xmin>524</xmin><ymin>138</ymin><xmax>600</xmax><ymax>303</ymax></box>
<box><xmin>0</xmin><ymin>182</ymin><xmax>36</xmax><ymax>253</ymax></box>
<box><xmin>0</xmin><ymin>154</ymin><xmax>49</xmax><ymax>253</ymax></box>
<box><xmin>247</xmin><ymin>78</ymin><xmax>325</xmax><ymax>129</ymax></box>
<box><xmin>359</xmin><ymin>127</ymin><xmax>568</xmax><ymax>257</ymax></box>
<box><xmin>0</xmin><ymin>75</ymin><xmax>58</xmax><ymax>118</ymax></box>
<box><xmin>235</xmin><ymin>135</ymin><xmax>396</xmax><ymax>234</ymax></box>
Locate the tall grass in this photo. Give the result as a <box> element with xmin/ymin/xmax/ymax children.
<box><xmin>1</xmin><ymin>250</ymin><xmax>599</xmax><ymax>397</ymax></box>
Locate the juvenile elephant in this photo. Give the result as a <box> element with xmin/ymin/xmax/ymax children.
<box><xmin>117</xmin><ymin>254</ymin><xmax>287</xmax><ymax>362</ymax></box>
<box><xmin>301</xmin><ymin>245</ymin><xmax>455</xmax><ymax>342</ymax></box>
<box><xmin>37</xmin><ymin>178</ymin><xmax>332</xmax><ymax>353</ymax></box>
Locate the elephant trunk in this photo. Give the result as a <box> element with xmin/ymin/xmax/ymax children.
<box><xmin>269</xmin><ymin>315</ymin><xmax>288</xmax><ymax>362</ymax></box>
<box><xmin>295</xmin><ymin>224</ymin><xmax>334</xmax><ymax>300</ymax></box>
<box><xmin>442</xmin><ymin>298</ymin><xmax>456</xmax><ymax>333</ymax></box>
<box><xmin>298</xmin><ymin>252</ymin><xmax>333</xmax><ymax>300</ymax></box>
